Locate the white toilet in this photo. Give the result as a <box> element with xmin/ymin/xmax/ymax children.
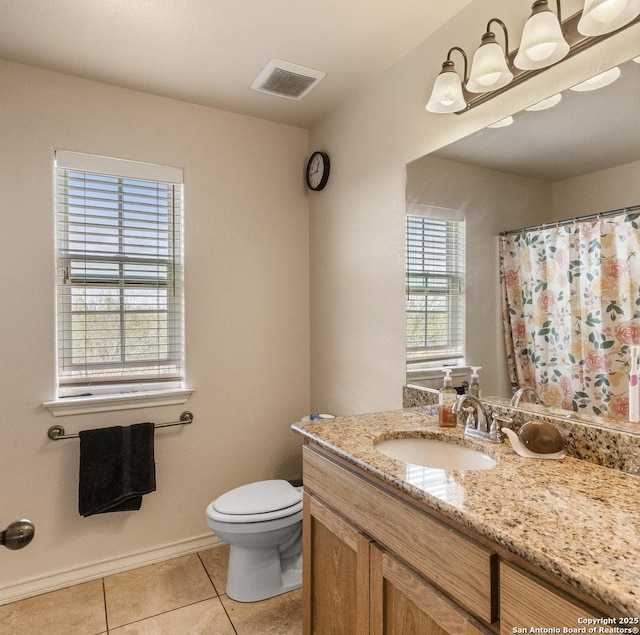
<box><xmin>205</xmin><ymin>479</ymin><xmax>303</xmax><ymax>603</ymax></box>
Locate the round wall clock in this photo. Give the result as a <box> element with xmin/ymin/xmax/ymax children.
<box><xmin>306</xmin><ymin>151</ymin><xmax>330</xmax><ymax>191</ymax></box>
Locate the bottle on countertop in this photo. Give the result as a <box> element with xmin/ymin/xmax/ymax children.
<box><xmin>469</xmin><ymin>366</ymin><xmax>482</xmax><ymax>398</ymax></box>
<box><xmin>438</xmin><ymin>369</ymin><xmax>458</xmax><ymax>427</ymax></box>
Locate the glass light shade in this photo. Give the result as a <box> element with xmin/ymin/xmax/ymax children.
<box><xmin>514</xmin><ymin>10</ymin><xmax>570</xmax><ymax>70</ymax></box>
<box><xmin>466</xmin><ymin>41</ymin><xmax>513</xmax><ymax>93</ymax></box>
<box><xmin>487</xmin><ymin>116</ymin><xmax>514</xmax><ymax>128</ymax></box>
<box><xmin>577</xmin><ymin>0</ymin><xmax>640</xmax><ymax>35</ymax></box>
<box><xmin>426</xmin><ymin>69</ymin><xmax>467</xmax><ymax>113</ymax></box>
<box><xmin>570</xmin><ymin>66</ymin><xmax>620</xmax><ymax>91</ymax></box>
<box><xmin>525</xmin><ymin>93</ymin><xmax>562</xmax><ymax>111</ymax></box>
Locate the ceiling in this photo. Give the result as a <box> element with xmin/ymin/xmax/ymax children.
<box><xmin>431</xmin><ymin>57</ymin><xmax>640</xmax><ymax>182</ymax></box>
<box><xmin>0</xmin><ymin>0</ymin><xmax>473</xmax><ymax>129</ymax></box>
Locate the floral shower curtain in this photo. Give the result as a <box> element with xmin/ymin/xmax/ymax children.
<box><xmin>499</xmin><ymin>210</ymin><xmax>640</xmax><ymax>419</ymax></box>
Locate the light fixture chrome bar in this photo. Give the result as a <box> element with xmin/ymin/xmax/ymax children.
<box><xmin>457</xmin><ymin>11</ymin><xmax>640</xmax><ymax>113</ymax></box>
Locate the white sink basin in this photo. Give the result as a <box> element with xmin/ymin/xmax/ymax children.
<box><xmin>374</xmin><ymin>437</ymin><xmax>497</xmax><ymax>470</ymax></box>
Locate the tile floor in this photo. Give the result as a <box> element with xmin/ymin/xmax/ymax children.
<box><xmin>0</xmin><ymin>544</ymin><xmax>302</xmax><ymax>634</ymax></box>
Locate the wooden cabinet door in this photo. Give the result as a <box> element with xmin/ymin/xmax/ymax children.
<box><xmin>303</xmin><ymin>493</ymin><xmax>370</xmax><ymax>635</ymax></box>
<box><xmin>303</xmin><ymin>446</ymin><xmax>497</xmax><ymax>624</ymax></box>
<box><xmin>370</xmin><ymin>544</ymin><xmax>490</xmax><ymax>635</ymax></box>
<box><xmin>500</xmin><ymin>562</ymin><xmax>604</xmax><ymax>634</ymax></box>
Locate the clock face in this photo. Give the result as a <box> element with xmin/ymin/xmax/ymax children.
<box><xmin>306</xmin><ymin>152</ymin><xmax>330</xmax><ymax>191</ymax></box>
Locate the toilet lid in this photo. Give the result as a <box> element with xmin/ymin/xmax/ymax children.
<box><xmin>213</xmin><ymin>479</ymin><xmax>302</xmax><ymax>515</ymax></box>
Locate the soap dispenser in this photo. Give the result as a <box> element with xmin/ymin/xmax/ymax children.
<box><xmin>438</xmin><ymin>369</ymin><xmax>458</xmax><ymax>427</ymax></box>
<box><xmin>469</xmin><ymin>367</ymin><xmax>482</xmax><ymax>398</ymax></box>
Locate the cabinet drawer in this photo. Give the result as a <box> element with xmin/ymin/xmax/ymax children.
<box><xmin>303</xmin><ymin>446</ymin><xmax>498</xmax><ymax>624</ymax></box>
<box><xmin>500</xmin><ymin>562</ymin><xmax>603</xmax><ymax>633</ymax></box>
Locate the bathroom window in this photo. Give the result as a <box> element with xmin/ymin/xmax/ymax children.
<box><xmin>406</xmin><ymin>206</ymin><xmax>465</xmax><ymax>363</ymax></box>
<box><xmin>54</xmin><ymin>151</ymin><xmax>184</xmax><ymax>398</ymax></box>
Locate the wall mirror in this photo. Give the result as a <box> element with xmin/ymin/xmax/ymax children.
<box><xmin>407</xmin><ymin>55</ymin><xmax>640</xmax><ymax>434</ymax></box>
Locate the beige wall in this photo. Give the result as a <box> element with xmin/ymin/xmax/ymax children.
<box><xmin>553</xmin><ymin>158</ymin><xmax>640</xmax><ymax>220</ymax></box>
<box><xmin>0</xmin><ymin>60</ymin><xmax>310</xmax><ymax>601</ymax></box>
<box><xmin>308</xmin><ymin>0</ymin><xmax>640</xmax><ymax>416</ymax></box>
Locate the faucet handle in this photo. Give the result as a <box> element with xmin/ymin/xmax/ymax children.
<box><xmin>463</xmin><ymin>407</ymin><xmax>477</xmax><ymax>431</ymax></box>
<box><xmin>490</xmin><ymin>413</ymin><xmax>513</xmax><ymax>436</ymax></box>
<box><xmin>491</xmin><ymin>413</ymin><xmax>514</xmax><ymax>424</ymax></box>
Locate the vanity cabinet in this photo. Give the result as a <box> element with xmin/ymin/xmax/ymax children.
<box><xmin>500</xmin><ymin>562</ymin><xmax>602</xmax><ymax>634</ymax></box>
<box><xmin>303</xmin><ymin>445</ymin><xmax>496</xmax><ymax>634</ymax></box>
<box><xmin>302</xmin><ymin>443</ymin><xmax>613</xmax><ymax>635</ymax></box>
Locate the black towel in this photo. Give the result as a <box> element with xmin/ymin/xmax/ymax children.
<box><xmin>78</xmin><ymin>423</ymin><xmax>156</xmax><ymax>517</ymax></box>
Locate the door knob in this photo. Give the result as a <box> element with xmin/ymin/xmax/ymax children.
<box><xmin>1</xmin><ymin>519</ymin><xmax>35</xmax><ymax>550</ymax></box>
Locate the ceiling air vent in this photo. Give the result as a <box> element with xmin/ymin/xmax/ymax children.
<box><xmin>251</xmin><ymin>59</ymin><xmax>326</xmax><ymax>100</ymax></box>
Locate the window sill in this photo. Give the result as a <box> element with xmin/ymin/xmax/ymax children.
<box><xmin>43</xmin><ymin>389</ymin><xmax>195</xmax><ymax>417</ymax></box>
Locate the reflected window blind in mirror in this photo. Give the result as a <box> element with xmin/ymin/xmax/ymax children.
<box><xmin>54</xmin><ymin>151</ymin><xmax>185</xmax><ymax>398</ymax></box>
<box><xmin>406</xmin><ymin>206</ymin><xmax>465</xmax><ymax>363</ymax></box>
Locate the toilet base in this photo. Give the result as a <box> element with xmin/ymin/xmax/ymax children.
<box><xmin>226</xmin><ymin>543</ymin><xmax>303</xmax><ymax>603</ymax></box>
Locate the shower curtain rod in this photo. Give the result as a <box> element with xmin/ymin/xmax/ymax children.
<box><xmin>499</xmin><ymin>204</ymin><xmax>640</xmax><ymax>237</ymax></box>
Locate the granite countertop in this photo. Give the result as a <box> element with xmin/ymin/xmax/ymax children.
<box><xmin>293</xmin><ymin>409</ymin><xmax>640</xmax><ymax>617</ymax></box>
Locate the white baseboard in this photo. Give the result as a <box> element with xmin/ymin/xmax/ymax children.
<box><xmin>0</xmin><ymin>533</ymin><xmax>222</xmax><ymax>606</ymax></box>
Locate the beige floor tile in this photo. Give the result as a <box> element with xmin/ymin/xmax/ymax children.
<box><xmin>0</xmin><ymin>579</ymin><xmax>106</xmax><ymax>635</ymax></box>
<box><xmin>198</xmin><ymin>544</ymin><xmax>230</xmax><ymax>595</ymax></box>
<box><xmin>221</xmin><ymin>588</ymin><xmax>302</xmax><ymax>635</ymax></box>
<box><xmin>109</xmin><ymin>597</ymin><xmax>235</xmax><ymax>635</ymax></box>
<box><xmin>104</xmin><ymin>553</ymin><xmax>215</xmax><ymax>629</ymax></box>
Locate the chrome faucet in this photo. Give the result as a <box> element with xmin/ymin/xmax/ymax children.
<box><xmin>451</xmin><ymin>395</ymin><xmax>491</xmax><ymax>442</ymax></box>
<box><xmin>452</xmin><ymin>395</ymin><xmax>513</xmax><ymax>443</ymax></box>
<box><xmin>510</xmin><ymin>386</ymin><xmax>544</xmax><ymax>407</ymax></box>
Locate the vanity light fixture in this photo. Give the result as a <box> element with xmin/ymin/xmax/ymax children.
<box><xmin>466</xmin><ymin>19</ymin><xmax>513</xmax><ymax>93</ymax></box>
<box><xmin>578</xmin><ymin>0</ymin><xmax>640</xmax><ymax>35</ymax></box>
<box><xmin>424</xmin><ymin>1</ymin><xmax>640</xmax><ymax>114</ymax></box>
<box><xmin>525</xmin><ymin>92</ymin><xmax>563</xmax><ymax>110</ymax></box>
<box><xmin>425</xmin><ymin>47</ymin><xmax>468</xmax><ymax>113</ymax></box>
<box><xmin>569</xmin><ymin>65</ymin><xmax>621</xmax><ymax>90</ymax></box>
<box><xmin>514</xmin><ymin>0</ymin><xmax>570</xmax><ymax>70</ymax></box>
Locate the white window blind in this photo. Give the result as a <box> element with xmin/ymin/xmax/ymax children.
<box><xmin>406</xmin><ymin>206</ymin><xmax>465</xmax><ymax>362</ymax></box>
<box><xmin>54</xmin><ymin>151</ymin><xmax>184</xmax><ymax>397</ymax></box>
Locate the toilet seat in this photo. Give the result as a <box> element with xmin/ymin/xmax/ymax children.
<box><xmin>207</xmin><ymin>479</ymin><xmax>303</xmax><ymax>524</ymax></box>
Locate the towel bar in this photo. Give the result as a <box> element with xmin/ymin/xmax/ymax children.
<box><xmin>47</xmin><ymin>411</ymin><xmax>193</xmax><ymax>441</ymax></box>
